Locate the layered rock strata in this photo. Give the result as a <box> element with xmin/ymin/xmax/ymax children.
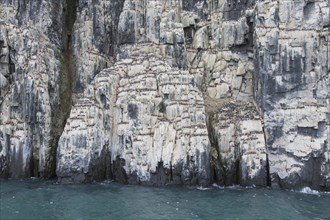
<box><xmin>57</xmin><ymin>46</ymin><xmax>210</xmax><ymax>185</ymax></box>
<box><xmin>208</xmin><ymin>101</ymin><xmax>268</xmax><ymax>187</ymax></box>
<box><xmin>0</xmin><ymin>0</ymin><xmax>63</xmax><ymax>178</ymax></box>
<box><xmin>253</xmin><ymin>0</ymin><xmax>330</xmax><ymax>190</ymax></box>
<box><xmin>0</xmin><ymin>0</ymin><xmax>329</xmax><ymax>190</ymax></box>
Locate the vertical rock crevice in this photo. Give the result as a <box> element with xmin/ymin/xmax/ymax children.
<box><xmin>206</xmin><ymin>113</ymin><xmax>219</xmax><ymax>184</ymax></box>
<box><xmin>46</xmin><ymin>0</ymin><xmax>77</xmax><ymax>178</ymax></box>
<box><xmin>263</xmin><ymin>126</ymin><xmax>271</xmax><ymax>187</ymax></box>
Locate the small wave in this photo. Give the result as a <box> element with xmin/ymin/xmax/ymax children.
<box><xmin>196</xmin><ymin>186</ymin><xmax>211</xmax><ymax>191</ymax></box>
<box><xmin>298</xmin><ymin>187</ymin><xmax>330</xmax><ymax>195</ymax></box>
<box><xmin>227</xmin><ymin>185</ymin><xmax>244</xmax><ymax>189</ymax></box>
<box><xmin>300</xmin><ymin>187</ymin><xmax>319</xmax><ymax>195</ymax></box>
<box><xmin>212</xmin><ymin>183</ymin><xmax>224</xmax><ymax>189</ymax></box>
<box><xmin>211</xmin><ymin>183</ymin><xmax>257</xmax><ymax>190</ymax></box>
<box><xmin>100</xmin><ymin>180</ymin><xmax>114</xmax><ymax>185</ymax></box>
<box><xmin>244</xmin><ymin>184</ymin><xmax>256</xmax><ymax>189</ymax></box>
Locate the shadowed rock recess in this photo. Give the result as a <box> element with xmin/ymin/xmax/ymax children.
<box><xmin>0</xmin><ymin>0</ymin><xmax>329</xmax><ymax>190</ymax></box>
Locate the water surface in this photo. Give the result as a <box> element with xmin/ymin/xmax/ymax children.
<box><xmin>0</xmin><ymin>180</ymin><xmax>329</xmax><ymax>219</ymax></box>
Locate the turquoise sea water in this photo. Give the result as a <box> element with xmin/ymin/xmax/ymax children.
<box><xmin>0</xmin><ymin>179</ymin><xmax>329</xmax><ymax>220</ymax></box>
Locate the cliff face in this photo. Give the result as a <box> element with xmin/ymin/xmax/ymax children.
<box><xmin>0</xmin><ymin>0</ymin><xmax>63</xmax><ymax>178</ymax></box>
<box><xmin>0</xmin><ymin>0</ymin><xmax>329</xmax><ymax>190</ymax></box>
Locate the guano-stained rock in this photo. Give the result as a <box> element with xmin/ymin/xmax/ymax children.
<box><xmin>0</xmin><ymin>0</ymin><xmax>329</xmax><ymax>191</ymax></box>
<box><xmin>0</xmin><ymin>1</ymin><xmax>62</xmax><ymax>178</ymax></box>
<box><xmin>57</xmin><ymin>48</ymin><xmax>211</xmax><ymax>186</ymax></box>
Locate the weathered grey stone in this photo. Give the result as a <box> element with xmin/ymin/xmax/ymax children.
<box><xmin>0</xmin><ymin>1</ymin><xmax>63</xmax><ymax>178</ymax></box>
<box><xmin>57</xmin><ymin>48</ymin><xmax>211</xmax><ymax>186</ymax></box>
<box><xmin>208</xmin><ymin>101</ymin><xmax>268</xmax><ymax>187</ymax></box>
<box><xmin>253</xmin><ymin>0</ymin><xmax>330</xmax><ymax>190</ymax></box>
<box><xmin>0</xmin><ymin>0</ymin><xmax>329</xmax><ymax>190</ymax></box>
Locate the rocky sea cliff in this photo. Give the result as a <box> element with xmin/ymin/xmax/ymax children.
<box><xmin>0</xmin><ymin>0</ymin><xmax>329</xmax><ymax>191</ymax></box>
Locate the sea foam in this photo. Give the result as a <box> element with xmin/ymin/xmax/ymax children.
<box><xmin>300</xmin><ymin>187</ymin><xmax>319</xmax><ymax>195</ymax></box>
